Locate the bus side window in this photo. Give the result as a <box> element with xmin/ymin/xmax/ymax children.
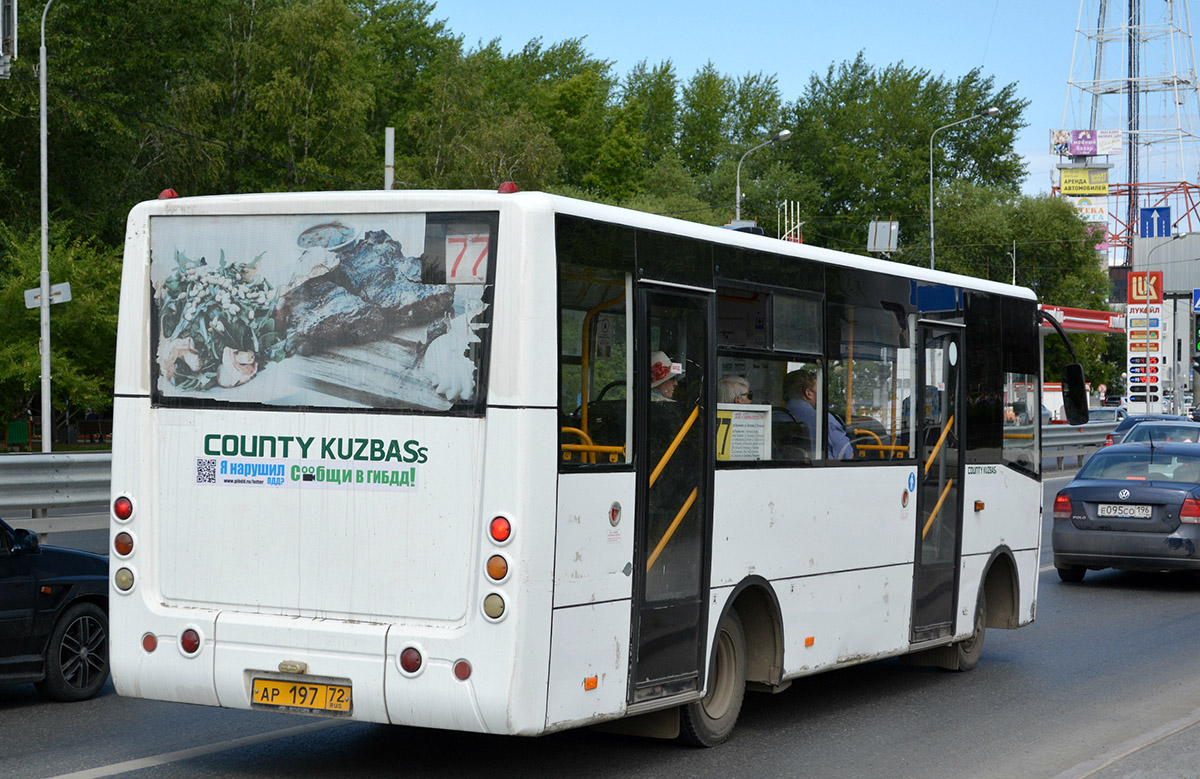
<box><xmin>558</xmin><ymin>265</ymin><xmax>630</xmax><ymax>468</ymax></box>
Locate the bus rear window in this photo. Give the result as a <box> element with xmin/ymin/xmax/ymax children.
<box><xmin>150</xmin><ymin>211</ymin><xmax>496</xmax><ymax>415</ymax></box>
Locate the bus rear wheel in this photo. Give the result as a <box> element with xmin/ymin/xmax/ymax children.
<box><xmin>680</xmin><ymin>610</ymin><xmax>746</xmax><ymax>747</ymax></box>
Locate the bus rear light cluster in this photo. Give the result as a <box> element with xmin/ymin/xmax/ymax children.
<box><xmin>114</xmin><ymin>567</ymin><xmax>135</xmax><ymax>591</ymax></box>
<box><xmin>483</xmin><ymin>593</ymin><xmax>505</xmax><ymax>619</ymax></box>
<box><xmin>486</xmin><ymin>554</ymin><xmax>508</xmax><ymax>582</ymax></box>
<box><xmin>114</xmin><ymin>532</ymin><xmax>134</xmax><ymax>556</ymax></box>
<box><xmin>489</xmin><ymin>516</ymin><xmax>511</xmax><ymax>543</ymax></box>
<box><xmin>142</xmin><ymin>633</ymin><xmax>158</xmax><ymax>653</ymax></box>
<box><xmin>113</xmin><ymin>496</ymin><xmax>134</xmax><ymax>521</ymax></box>
<box><xmin>454</xmin><ymin>660</ymin><xmax>472</xmax><ymax>681</ymax></box>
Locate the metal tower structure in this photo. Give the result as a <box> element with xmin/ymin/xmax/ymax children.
<box><xmin>1061</xmin><ymin>0</ymin><xmax>1200</xmax><ymax>256</ymax></box>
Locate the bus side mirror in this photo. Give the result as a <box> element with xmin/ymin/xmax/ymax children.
<box><xmin>1061</xmin><ymin>363</ymin><xmax>1089</xmax><ymax>426</ymax></box>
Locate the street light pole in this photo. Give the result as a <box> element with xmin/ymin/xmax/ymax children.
<box><xmin>928</xmin><ymin>107</ymin><xmax>1000</xmax><ymax>270</ymax></box>
<box><xmin>735</xmin><ymin>129</ymin><xmax>792</xmax><ymax>222</ymax></box>
<box><xmin>39</xmin><ymin>0</ymin><xmax>56</xmax><ymax>453</ymax></box>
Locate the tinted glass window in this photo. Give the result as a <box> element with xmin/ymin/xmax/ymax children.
<box><xmin>1122</xmin><ymin>424</ymin><xmax>1200</xmax><ymax>443</ymax></box>
<box><xmin>1079</xmin><ymin>451</ymin><xmax>1200</xmax><ymax>482</ymax></box>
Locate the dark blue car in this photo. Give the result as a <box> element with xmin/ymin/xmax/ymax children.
<box><xmin>1053</xmin><ymin>442</ymin><xmax>1200</xmax><ymax>582</ymax></box>
<box><xmin>0</xmin><ymin>518</ymin><xmax>109</xmax><ymax>700</ymax></box>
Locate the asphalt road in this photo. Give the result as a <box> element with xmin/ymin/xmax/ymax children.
<box><xmin>6</xmin><ymin>473</ymin><xmax>1200</xmax><ymax>778</ymax></box>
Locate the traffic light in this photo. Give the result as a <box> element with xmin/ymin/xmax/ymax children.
<box><xmin>1194</xmin><ymin>312</ymin><xmax>1200</xmax><ymax>373</ymax></box>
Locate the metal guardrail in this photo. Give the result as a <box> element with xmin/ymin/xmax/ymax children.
<box><xmin>0</xmin><ymin>452</ymin><xmax>111</xmax><ymax>540</ymax></box>
<box><xmin>1040</xmin><ymin>420</ymin><xmax>1120</xmax><ymax>469</ymax></box>
<box><xmin>0</xmin><ymin>423</ymin><xmax>1119</xmax><ymax>539</ymax></box>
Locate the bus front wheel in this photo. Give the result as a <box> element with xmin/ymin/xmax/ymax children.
<box><xmin>953</xmin><ymin>594</ymin><xmax>986</xmax><ymax>671</ymax></box>
<box><xmin>680</xmin><ymin>610</ymin><xmax>746</xmax><ymax>747</ymax></box>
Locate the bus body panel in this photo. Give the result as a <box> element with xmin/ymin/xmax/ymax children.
<box><xmin>960</xmin><ymin>468</ymin><xmax>1041</xmax><ymax>558</ymax></box>
<box><xmin>212</xmin><ymin>612</ymin><xmax>391</xmax><ymax>723</ymax></box>
<box><xmin>150</xmin><ymin>408</ymin><xmax>481</xmax><ymax>622</ymax></box>
<box><xmin>545</xmin><ymin>600</ymin><xmax>632</xmax><ymax>730</ymax></box>
<box><xmin>710</xmin><ymin>466</ymin><xmax>917</xmax><ymax>584</ymax></box>
<box><xmin>553</xmin><ymin>472</ymin><xmax>636</xmax><ymax>607</ymax></box>
<box><xmin>708</xmin><ymin>563</ymin><xmax>913</xmax><ymax>680</ymax></box>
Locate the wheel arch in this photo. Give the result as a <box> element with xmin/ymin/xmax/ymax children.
<box><xmin>979</xmin><ymin>545</ymin><xmax>1020</xmax><ymax>630</ymax></box>
<box><xmin>713</xmin><ymin>575</ymin><xmax>784</xmax><ymax>688</ymax></box>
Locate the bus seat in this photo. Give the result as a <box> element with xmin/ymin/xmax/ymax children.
<box><xmin>771</xmin><ymin>416</ymin><xmax>811</xmax><ymax>461</ymax></box>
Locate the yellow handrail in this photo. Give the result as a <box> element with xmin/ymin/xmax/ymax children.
<box><xmin>648</xmin><ymin>405</ymin><xmax>699</xmax><ymax>489</ymax></box>
<box><xmin>922</xmin><ymin>479</ymin><xmax>955</xmax><ymax>539</ymax></box>
<box><xmin>646</xmin><ymin>487</ymin><xmax>699</xmax><ymax>571</ymax></box>
<box><xmin>852</xmin><ymin>427</ymin><xmax>884</xmax><ymax>459</ymax></box>
<box><xmin>579</xmin><ymin>291</ymin><xmax>626</xmax><ymax>436</ymax></box>
<box><xmin>923</xmin><ymin>414</ymin><xmax>956</xmax><ymax>476</ymax></box>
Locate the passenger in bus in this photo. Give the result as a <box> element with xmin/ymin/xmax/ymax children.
<box><xmin>717</xmin><ymin>375</ymin><xmax>753</xmax><ymax>404</ymax></box>
<box><xmin>778</xmin><ymin>369</ymin><xmax>854</xmax><ymax>460</ymax></box>
<box><xmin>650</xmin><ymin>351</ymin><xmax>680</xmax><ymax>401</ymax></box>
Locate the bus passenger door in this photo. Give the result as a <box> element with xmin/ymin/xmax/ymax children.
<box><xmin>911</xmin><ymin>323</ymin><xmax>964</xmax><ymax>642</ymax></box>
<box><xmin>630</xmin><ymin>287</ymin><xmax>714</xmax><ymax>704</ymax></box>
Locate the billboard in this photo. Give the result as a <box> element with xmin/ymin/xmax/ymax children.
<box><xmin>1051</xmin><ymin>129</ymin><xmax>1122</xmax><ymax>156</ymax></box>
<box><xmin>1066</xmin><ymin>196</ymin><xmax>1107</xmax><ymax>223</ymax></box>
<box><xmin>1060</xmin><ymin>168</ymin><xmax>1109</xmax><ymax>196</ymax></box>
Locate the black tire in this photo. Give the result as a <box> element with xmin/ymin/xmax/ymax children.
<box><xmin>953</xmin><ymin>594</ymin><xmax>986</xmax><ymax>672</ymax></box>
<box><xmin>1057</xmin><ymin>565</ymin><xmax>1087</xmax><ymax>583</ymax></box>
<box><xmin>680</xmin><ymin>610</ymin><xmax>747</xmax><ymax>747</ymax></box>
<box><xmin>35</xmin><ymin>601</ymin><xmax>109</xmax><ymax>702</ymax></box>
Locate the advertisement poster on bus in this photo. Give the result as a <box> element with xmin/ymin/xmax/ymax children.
<box><xmin>150</xmin><ymin>213</ymin><xmax>493</xmax><ymax>413</ymax></box>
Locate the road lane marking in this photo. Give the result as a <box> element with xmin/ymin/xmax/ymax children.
<box><xmin>48</xmin><ymin>719</ymin><xmax>346</xmax><ymax>778</ymax></box>
<box><xmin>1052</xmin><ymin>704</ymin><xmax>1200</xmax><ymax>779</ymax></box>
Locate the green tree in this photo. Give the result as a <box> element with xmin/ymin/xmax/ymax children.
<box><xmin>0</xmin><ymin>224</ymin><xmax>121</xmax><ymax>427</ymax></box>
<box><xmin>782</xmin><ymin>52</ymin><xmax>1027</xmax><ymax>256</ymax></box>
<box><xmin>622</xmin><ymin>60</ymin><xmax>679</xmax><ymax>165</ymax></box>
<box><xmin>678</xmin><ymin>62</ymin><xmax>733</xmax><ymax>176</ymax></box>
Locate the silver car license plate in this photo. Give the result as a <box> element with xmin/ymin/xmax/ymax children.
<box><xmin>1097</xmin><ymin>503</ymin><xmax>1152</xmax><ymax>518</ymax></box>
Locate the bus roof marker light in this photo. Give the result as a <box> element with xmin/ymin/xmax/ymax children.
<box><xmin>498</xmin><ymin>181</ymin><xmax>518</xmax><ymax>193</ymax></box>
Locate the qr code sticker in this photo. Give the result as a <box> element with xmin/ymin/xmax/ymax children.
<box><xmin>196</xmin><ymin>458</ymin><xmax>217</xmax><ymax>484</ymax></box>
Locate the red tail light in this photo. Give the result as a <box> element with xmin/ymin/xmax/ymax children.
<box><xmin>113</xmin><ymin>496</ymin><xmax>134</xmax><ymax>520</ymax></box>
<box><xmin>489</xmin><ymin>516</ymin><xmax>511</xmax><ymax>543</ymax></box>
<box><xmin>1104</xmin><ymin>434</ymin><xmax>1114</xmax><ymax>446</ymax></box>
<box><xmin>1181</xmin><ymin>497</ymin><xmax>1200</xmax><ymax>523</ymax></box>
<box><xmin>1053</xmin><ymin>493</ymin><xmax>1073</xmax><ymax>520</ymax></box>
<box><xmin>400</xmin><ymin>647</ymin><xmax>422</xmax><ymax>673</ymax></box>
<box><xmin>180</xmin><ymin>629</ymin><xmax>201</xmax><ymax>655</ymax></box>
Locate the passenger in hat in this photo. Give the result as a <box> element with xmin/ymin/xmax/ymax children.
<box><xmin>650</xmin><ymin>351</ymin><xmax>680</xmax><ymax>401</ymax></box>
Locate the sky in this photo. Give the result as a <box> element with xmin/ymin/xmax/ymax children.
<box><xmin>426</xmin><ymin>0</ymin><xmax>1195</xmax><ymax>198</ymax></box>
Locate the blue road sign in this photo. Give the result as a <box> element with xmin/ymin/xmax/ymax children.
<box><xmin>1193</xmin><ymin>288</ymin><xmax>1200</xmax><ymax>313</ymax></box>
<box><xmin>1141</xmin><ymin>207</ymin><xmax>1172</xmax><ymax>237</ymax></box>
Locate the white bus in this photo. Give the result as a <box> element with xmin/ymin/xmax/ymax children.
<box><xmin>110</xmin><ymin>188</ymin><xmax>1085</xmax><ymax>745</ymax></box>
